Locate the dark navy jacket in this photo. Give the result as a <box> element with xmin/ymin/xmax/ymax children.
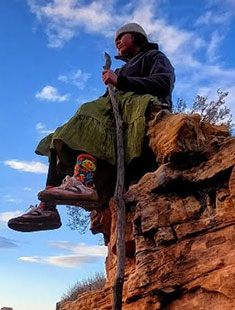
<box><xmin>115</xmin><ymin>42</ymin><xmax>175</xmax><ymax>110</ymax></box>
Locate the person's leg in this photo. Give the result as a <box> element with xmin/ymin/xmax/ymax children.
<box><xmin>38</xmin><ymin>153</ymin><xmax>99</xmax><ymax>205</ymax></box>
<box><xmin>73</xmin><ymin>153</ymin><xmax>97</xmax><ymax>188</ymax></box>
<box><xmin>93</xmin><ymin>158</ymin><xmax>116</xmax><ymax>207</ymax></box>
<box><xmin>7</xmin><ymin>150</ymin><xmax>65</xmax><ymax>232</ymax></box>
<box><xmin>46</xmin><ymin>149</ymin><xmax>64</xmax><ymax>188</ymax></box>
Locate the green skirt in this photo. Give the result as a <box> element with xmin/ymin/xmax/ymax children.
<box><xmin>35</xmin><ymin>92</ymin><xmax>153</xmax><ymax>165</ymax></box>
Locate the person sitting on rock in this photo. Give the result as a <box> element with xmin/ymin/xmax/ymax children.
<box><xmin>8</xmin><ymin>23</ymin><xmax>175</xmax><ymax>232</ymax></box>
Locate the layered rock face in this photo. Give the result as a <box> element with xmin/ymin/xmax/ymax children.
<box><xmin>59</xmin><ymin>113</ymin><xmax>235</xmax><ymax>310</ymax></box>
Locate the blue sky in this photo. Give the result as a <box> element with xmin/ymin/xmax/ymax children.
<box><xmin>0</xmin><ymin>0</ymin><xmax>235</xmax><ymax>309</ymax></box>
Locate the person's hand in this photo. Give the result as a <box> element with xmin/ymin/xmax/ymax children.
<box><xmin>102</xmin><ymin>70</ymin><xmax>118</xmax><ymax>86</ymax></box>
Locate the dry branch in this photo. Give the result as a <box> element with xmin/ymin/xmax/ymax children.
<box><xmin>104</xmin><ymin>52</ymin><xmax>126</xmax><ymax>310</ymax></box>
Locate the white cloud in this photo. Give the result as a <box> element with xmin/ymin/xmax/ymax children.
<box><xmin>4</xmin><ymin>160</ymin><xmax>48</xmax><ymax>174</ymax></box>
<box><xmin>24</xmin><ymin>187</ymin><xmax>32</xmax><ymax>191</ymax></box>
<box><xmin>27</xmin><ymin>0</ymin><xmax>122</xmax><ymax>47</ymax></box>
<box><xmin>126</xmin><ymin>3</ymin><xmax>193</xmax><ymax>56</ymax></box>
<box><xmin>3</xmin><ymin>195</ymin><xmax>23</xmax><ymax>204</ymax></box>
<box><xmin>195</xmin><ymin>11</ymin><xmax>231</xmax><ymax>26</ymax></box>
<box><xmin>0</xmin><ymin>210</ymin><xmax>22</xmax><ymax>225</ymax></box>
<box><xmin>36</xmin><ymin>122</ymin><xmax>54</xmax><ymax>135</ymax></box>
<box><xmin>45</xmin><ymin>255</ymin><xmax>95</xmax><ymax>268</ymax></box>
<box><xmin>50</xmin><ymin>241</ymin><xmax>107</xmax><ymax>256</ymax></box>
<box><xmin>19</xmin><ymin>242</ymin><xmax>107</xmax><ymax>268</ymax></box>
<box><xmin>208</xmin><ymin>0</ymin><xmax>235</xmax><ymax>10</ymax></box>
<box><xmin>27</xmin><ymin>0</ymin><xmax>194</xmax><ymax>55</ymax></box>
<box><xmin>27</xmin><ymin>0</ymin><xmax>235</xmax><ymax>121</ymax></box>
<box><xmin>46</xmin><ymin>25</ymin><xmax>75</xmax><ymax>49</ymax></box>
<box><xmin>206</xmin><ymin>31</ymin><xmax>224</xmax><ymax>63</ymax></box>
<box><xmin>35</xmin><ymin>85</ymin><xmax>69</xmax><ymax>102</ymax></box>
<box><xmin>26</xmin><ymin>0</ymin><xmax>203</xmax><ymax>61</ymax></box>
<box><xmin>20</xmin><ymin>256</ymin><xmax>40</xmax><ymax>263</ymax></box>
<box><xmin>19</xmin><ymin>255</ymin><xmax>93</xmax><ymax>268</ymax></box>
<box><xmin>58</xmin><ymin>69</ymin><xmax>91</xmax><ymax>89</ymax></box>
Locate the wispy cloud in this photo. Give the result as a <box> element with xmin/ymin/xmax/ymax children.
<box><xmin>27</xmin><ymin>0</ymin><xmax>191</xmax><ymax>53</ymax></box>
<box><xmin>0</xmin><ymin>236</ymin><xmax>18</xmax><ymax>248</ymax></box>
<box><xmin>19</xmin><ymin>256</ymin><xmax>40</xmax><ymax>263</ymax></box>
<box><xmin>24</xmin><ymin>187</ymin><xmax>32</xmax><ymax>191</ymax></box>
<box><xmin>35</xmin><ymin>85</ymin><xmax>70</xmax><ymax>102</ymax></box>
<box><xmin>58</xmin><ymin>69</ymin><xmax>91</xmax><ymax>90</ymax></box>
<box><xmin>19</xmin><ymin>241</ymin><xmax>107</xmax><ymax>268</ymax></box>
<box><xmin>27</xmin><ymin>0</ymin><xmax>122</xmax><ymax>48</ymax></box>
<box><xmin>50</xmin><ymin>241</ymin><xmax>106</xmax><ymax>256</ymax></box>
<box><xmin>27</xmin><ymin>0</ymin><xmax>235</xmax><ymax>120</ymax></box>
<box><xmin>4</xmin><ymin>160</ymin><xmax>48</xmax><ymax>174</ymax></box>
<box><xmin>195</xmin><ymin>10</ymin><xmax>231</xmax><ymax>26</ymax></box>
<box><xmin>3</xmin><ymin>195</ymin><xmax>23</xmax><ymax>204</ymax></box>
<box><xmin>208</xmin><ymin>0</ymin><xmax>235</xmax><ymax>11</ymax></box>
<box><xmin>26</xmin><ymin>0</ymin><xmax>225</xmax><ymax>66</ymax></box>
<box><xmin>20</xmin><ymin>255</ymin><xmax>95</xmax><ymax>268</ymax></box>
<box><xmin>0</xmin><ymin>211</ymin><xmax>22</xmax><ymax>226</ymax></box>
<box><xmin>36</xmin><ymin>122</ymin><xmax>54</xmax><ymax>135</ymax></box>
<box><xmin>206</xmin><ymin>31</ymin><xmax>224</xmax><ymax>63</ymax></box>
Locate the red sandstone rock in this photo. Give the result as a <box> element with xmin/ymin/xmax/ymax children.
<box><xmin>147</xmin><ymin>113</ymin><xmax>230</xmax><ymax>165</ymax></box>
<box><xmin>59</xmin><ymin>115</ymin><xmax>235</xmax><ymax>310</ymax></box>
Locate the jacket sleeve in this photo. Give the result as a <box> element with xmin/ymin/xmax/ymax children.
<box><xmin>116</xmin><ymin>52</ymin><xmax>175</xmax><ymax>97</ymax></box>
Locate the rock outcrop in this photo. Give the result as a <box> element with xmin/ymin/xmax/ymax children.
<box><xmin>59</xmin><ymin>113</ymin><xmax>235</xmax><ymax>310</ymax></box>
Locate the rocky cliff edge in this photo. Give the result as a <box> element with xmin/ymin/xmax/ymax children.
<box><xmin>59</xmin><ymin>112</ymin><xmax>235</xmax><ymax>310</ymax></box>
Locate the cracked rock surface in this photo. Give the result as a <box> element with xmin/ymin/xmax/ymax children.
<box><xmin>58</xmin><ymin>114</ymin><xmax>235</xmax><ymax>310</ymax></box>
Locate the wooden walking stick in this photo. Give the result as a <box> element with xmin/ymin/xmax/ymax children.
<box><xmin>103</xmin><ymin>52</ymin><xmax>126</xmax><ymax>310</ymax></box>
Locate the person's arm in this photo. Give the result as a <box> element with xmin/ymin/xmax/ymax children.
<box><xmin>116</xmin><ymin>52</ymin><xmax>175</xmax><ymax>97</ymax></box>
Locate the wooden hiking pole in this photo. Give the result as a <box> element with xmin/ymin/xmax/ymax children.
<box><xmin>103</xmin><ymin>52</ymin><xmax>126</xmax><ymax>310</ymax></box>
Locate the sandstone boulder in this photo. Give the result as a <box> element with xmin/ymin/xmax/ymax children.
<box><xmin>59</xmin><ymin>114</ymin><xmax>235</xmax><ymax>310</ymax></box>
